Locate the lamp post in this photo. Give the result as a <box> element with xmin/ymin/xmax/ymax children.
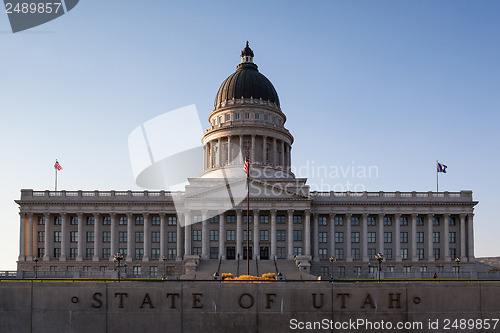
<box><xmin>161</xmin><ymin>255</ymin><xmax>167</xmax><ymax>280</ymax></box>
<box><xmin>329</xmin><ymin>256</ymin><xmax>335</xmax><ymax>281</ymax></box>
<box><xmin>455</xmin><ymin>257</ymin><xmax>461</xmax><ymax>279</ymax></box>
<box><xmin>375</xmin><ymin>253</ymin><xmax>384</xmax><ymax>282</ymax></box>
<box><xmin>113</xmin><ymin>253</ymin><xmax>124</xmax><ymax>282</ymax></box>
<box><xmin>33</xmin><ymin>257</ymin><xmax>39</xmax><ymax>279</ymax></box>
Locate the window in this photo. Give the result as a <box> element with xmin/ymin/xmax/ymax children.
<box><xmin>449</xmin><ymin>217</ymin><xmax>456</xmax><ymax>226</ymax></box>
<box><xmin>384</xmin><ymin>232</ymin><xmax>392</xmax><ymax>243</ymax></box>
<box><xmin>383</xmin><ymin>217</ymin><xmax>392</xmax><ymax>226</ymax></box>
<box><xmin>293</xmin><ymin>230</ymin><xmax>302</xmax><ymax>241</ymax></box>
<box><xmin>86</xmin><ymin>231</ymin><xmax>94</xmax><ymax>243</ymax></box>
<box><xmin>54</xmin><ymin>216</ymin><xmax>61</xmax><ymax>225</ymax></box>
<box><xmin>69</xmin><ymin>248</ymin><xmax>77</xmax><ymax>259</ymax></box>
<box><xmin>400</xmin><ymin>232</ymin><xmax>408</xmax><ymax>243</ymax></box>
<box><xmin>38</xmin><ymin>248</ymin><xmax>44</xmax><ymax>258</ymax></box>
<box><xmin>334</xmin><ymin>232</ymin><xmax>344</xmax><ymax>243</ymax></box>
<box><xmin>70</xmin><ymin>231</ymin><xmax>78</xmax><ymax>243</ymax></box>
<box><xmin>37</xmin><ymin>231</ymin><xmax>45</xmax><ymax>242</ymax></box>
<box><xmin>367</xmin><ymin>217</ymin><xmax>376</xmax><ymax>226</ymax></box>
<box><xmin>102</xmin><ymin>248</ymin><xmax>111</xmax><ymax>259</ymax></box>
<box><xmin>367</xmin><ymin>232</ymin><xmax>376</xmax><ymax>243</ymax></box>
<box><xmin>119</xmin><ymin>248</ymin><xmax>127</xmax><ymax>256</ymax></box>
<box><xmin>86</xmin><ymin>248</ymin><xmax>94</xmax><ymax>259</ymax></box>
<box><xmin>193</xmin><ymin>216</ymin><xmax>202</xmax><ymax>224</ymax></box>
<box><xmin>209</xmin><ymin>216</ymin><xmax>219</xmax><ymax>224</ymax></box>
<box><xmin>416</xmin><ymin>217</ymin><xmax>424</xmax><ymax>226</ymax></box>
<box><xmin>38</xmin><ymin>216</ymin><xmax>45</xmax><ymax>225</ymax></box>
<box><xmin>351</xmin><ymin>248</ymin><xmax>360</xmax><ymax>259</ymax></box>
<box><xmin>260</xmin><ymin>230</ymin><xmax>269</xmax><ymax>241</ymax></box>
<box><xmin>100</xmin><ymin>266</ymin><xmax>107</xmax><ymax>272</ymax></box>
<box><xmin>244</xmin><ymin>112</ymin><xmax>250</xmax><ymax>119</ymax></box>
<box><xmin>403</xmin><ymin>266</ymin><xmax>411</xmax><ymax>274</ymax></box>
<box><xmin>234</xmin><ymin>113</ymin><xmax>240</xmax><ymax>120</ymax></box>
<box><xmin>418</xmin><ymin>248</ymin><xmax>424</xmax><ymax>259</ymax></box>
<box><xmin>193</xmin><ymin>247</ymin><xmax>202</xmax><ymax>256</ymax></box>
<box><xmin>432</xmin><ymin>232</ymin><xmax>440</xmax><ymax>243</ymax></box>
<box><xmin>150</xmin><ymin>266</ymin><xmax>158</xmax><ymax>275</ymax></box>
<box><xmin>334</xmin><ymin>216</ymin><xmax>343</xmax><ymax>226</ymax></box>
<box><xmin>293</xmin><ymin>215</ymin><xmax>302</xmax><ymax>224</ymax></box>
<box><xmin>450</xmin><ymin>248</ymin><xmax>456</xmax><ymax>259</ymax></box>
<box><xmin>243</xmin><ymin>215</ymin><xmax>252</xmax><ymax>224</ymax></box>
<box><xmin>272</xmin><ymin>116</ymin><xmax>276</xmax><ymax>123</ymax></box>
<box><xmin>400</xmin><ymin>217</ymin><xmax>408</xmax><ymax>226</ymax></box>
<box><xmin>135</xmin><ymin>232</ymin><xmax>144</xmax><ymax>243</ymax></box>
<box><xmin>151</xmin><ymin>232</ymin><xmax>160</xmax><ymax>243</ymax></box>
<box><xmin>54</xmin><ymin>248</ymin><xmax>61</xmax><ymax>258</ymax></box>
<box><xmin>433</xmin><ymin>248</ymin><xmax>440</xmax><ymax>260</ymax></box>
<box><xmin>416</xmin><ymin>232</ymin><xmax>424</xmax><ymax>243</ymax></box>
<box><xmin>264</xmin><ymin>114</ymin><xmax>268</xmax><ymax>121</ymax></box>
<box><xmin>168</xmin><ymin>232</ymin><xmax>176</xmax><ymax>243</ymax></box>
<box><xmin>70</xmin><ymin>216</ymin><xmax>78</xmax><ymax>225</ymax></box>
<box><xmin>277</xmin><ymin>247</ymin><xmax>286</xmax><ymax>259</ymax></box>
<box><xmin>400</xmin><ymin>248</ymin><xmax>408</xmax><ymax>259</ymax></box>
<box><xmin>87</xmin><ymin>216</ymin><xmax>94</xmax><ymax>225</ymax></box>
<box><xmin>102</xmin><ymin>232</ymin><xmax>111</xmax><ymax>243</ymax></box>
<box><xmin>133</xmin><ymin>266</ymin><xmax>141</xmax><ymax>275</ymax></box>
<box><xmin>210</xmin><ymin>230</ymin><xmax>218</xmax><ymax>241</ymax></box>
<box><xmin>151</xmin><ymin>216</ymin><xmax>160</xmax><ymax>226</ymax></box>
<box><xmin>135</xmin><ymin>248</ymin><xmax>144</xmax><ymax>259</ymax></box>
<box><xmin>277</xmin><ymin>230</ymin><xmax>286</xmax><ymax>241</ymax></box>
<box><xmin>226</xmin><ymin>215</ymin><xmax>235</xmax><ymax>223</ymax></box>
<box><xmin>168</xmin><ymin>248</ymin><xmax>177</xmax><ymax>259</ymax></box>
<box><xmin>260</xmin><ymin>215</ymin><xmax>269</xmax><ymax>224</ymax></box>
<box><xmin>319</xmin><ymin>248</ymin><xmax>328</xmax><ymax>259</ymax></box>
<box><xmin>384</xmin><ymin>248</ymin><xmax>392</xmax><ymax>259</ymax></box>
<box><xmin>449</xmin><ymin>232</ymin><xmax>456</xmax><ymax>243</ymax></box>
<box><xmin>225</xmin><ymin>114</ymin><xmax>230</xmax><ymax>121</ymax></box>
<box><xmin>103</xmin><ymin>216</ymin><xmax>111</xmax><ymax>225</ymax></box>
<box><xmin>368</xmin><ymin>248</ymin><xmax>376</xmax><ymax>259</ymax></box>
<box><xmin>135</xmin><ymin>216</ymin><xmax>144</xmax><ymax>225</ymax></box>
<box><xmin>226</xmin><ymin>230</ymin><xmax>235</xmax><ymax>241</ymax></box>
<box><xmin>119</xmin><ymin>232</ymin><xmax>127</xmax><ymax>243</ymax></box>
<box><xmin>277</xmin><ymin>215</ymin><xmax>286</xmax><ymax>224</ymax></box>
<box><xmin>168</xmin><ymin>216</ymin><xmax>177</xmax><ymax>226</ymax></box>
<box><xmin>54</xmin><ymin>231</ymin><xmax>61</xmax><ymax>242</ymax></box>
<box><xmin>351</xmin><ymin>216</ymin><xmax>360</xmax><ymax>226</ymax></box>
<box><xmin>243</xmin><ymin>230</ymin><xmax>252</xmax><ymax>241</ymax></box>
<box><xmin>210</xmin><ymin>247</ymin><xmax>218</xmax><ymax>259</ymax></box>
<box><xmin>351</xmin><ymin>232</ymin><xmax>360</xmax><ymax>243</ymax></box>
<box><xmin>151</xmin><ymin>248</ymin><xmax>160</xmax><ymax>259</ymax></box>
<box><xmin>338</xmin><ymin>266</ymin><xmax>346</xmax><ymax>277</ymax></box>
<box><xmin>255</xmin><ymin>113</ymin><xmax>260</xmax><ymax>120</ymax></box>
<box><xmin>432</xmin><ymin>217</ymin><xmax>440</xmax><ymax>226</ymax></box>
<box><xmin>420</xmin><ymin>266</ymin><xmax>427</xmax><ymax>273</ymax></box>
<box><xmin>119</xmin><ymin>216</ymin><xmax>127</xmax><ymax>225</ymax></box>
<box><xmin>293</xmin><ymin>247</ymin><xmax>302</xmax><ymax>256</ymax></box>
<box><xmin>193</xmin><ymin>230</ymin><xmax>202</xmax><ymax>241</ymax></box>
<box><xmin>319</xmin><ymin>232</ymin><xmax>327</xmax><ymax>243</ymax></box>
<box><xmin>318</xmin><ymin>216</ymin><xmax>327</xmax><ymax>226</ymax></box>
<box><xmin>335</xmin><ymin>248</ymin><xmax>344</xmax><ymax>259</ymax></box>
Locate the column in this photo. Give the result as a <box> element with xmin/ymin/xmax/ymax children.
<box><xmin>76</xmin><ymin>213</ymin><xmax>84</xmax><ymax>261</ymax></box>
<box><xmin>262</xmin><ymin>136</ymin><xmax>267</xmax><ymax>163</ymax></box>
<box><xmin>203</xmin><ymin>145</ymin><xmax>207</xmax><ymax>170</ymax></box>
<box><xmin>110</xmin><ymin>213</ymin><xmax>117</xmax><ymax>261</ymax></box>
<box><xmin>60</xmin><ymin>213</ymin><xmax>67</xmax><ymax>261</ymax></box>
<box><xmin>253</xmin><ymin>210</ymin><xmax>259</xmax><ymax>260</ymax></box>
<box><xmin>460</xmin><ymin>214</ymin><xmax>467</xmax><ymax>261</ymax></box>
<box><xmin>427</xmin><ymin>214</ymin><xmax>434</xmax><ymax>262</ymax></box>
<box><xmin>219</xmin><ymin>212</ymin><xmax>225</xmax><ymax>259</ymax></box>
<box><xmin>43</xmin><ymin>213</ymin><xmax>51</xmax><ymax>261</ymax></box>
<box><xmin>287</xmin><ymin>210</ymin><xmax>294</xmax><ymax>259</ymax></box>
<box><xmin>467</xmin><ymin>213</ymin><xmax>475</xmax><ymax>261</ymax></box>
<box><xmin>184</xmin><ymin>211</ymin><xmax>191</xmax><ymax>257</ymax></box>
<box><xmin>287</xmin><ymin>145</ymin><xmax>291</xmax><ymax>170</ymax></box>
<box><xmin>227</xmin><ymin>136</ymin><xmax>232</xmax><ymax>164</ymax></box>
<box><xmin>361</xmin><ymin>214</ymin><xmax>368</xmax><ymax>261</ymax></box>
<box><xmin>159</xmin><ymin>213</ymin><xmax>166</xmax><ymax>258</ymax></box>
<box><xmin>304</xmin><ymin>210</ymin><xmax>311</xmax><ymax>257</ymax></box>
<box><xmin>284</xmin><ymin>144</ymin><xmax>289</xmax><ymax>170</ymax></box>
<box><xmin>236</xmin><ymin>210</ymin><xmax>242</xmax><ymax>257</ymax></box>
<box><xmin>126</xmin><ymin>213</ymin><xmax>133</xmax><ymax>262</ymax></box>
<box><xmin>273</xmin><ymin>138</ymin><xmax>277</xmax><ymax>166</ymax></box>
<box><xmin>345</xmin><ymin>213</ymin><xmax>352</xmax><ymax>262</ymax></box>
<box><xmin>217</xmin><ymin>138</ymin><xmax>222</xmax><ymax>166</ymax></box>
<box><xmin>201</xmin><ymin>210</ymin><xmax>209</xmax><ymax>259</ymax></box>
<box><xmin>93</xmin><ymin>213</ymin><xmax>100</xmax><ymax>262</ymax></box>
<box><xmin>28</xmin><ymin>213</ymin><xmax>34</xmax><ymax>259</ymax></box>
<box><xmin>329</xmin><ymin>213</ymin><xmax>335</xmax><ymax>257</ymax></box>
<box><xmin>176</xmin><ymin>213</ymin><xmax>183</xmax><ymax>260</ymax></box>
<box><xmin>251</xmin><ymin>135</ymin><xmax>256</xmax><ymax>163</ymax></box>
<box><xmin>394</xmin><ymin>214</ymin><xmax>401</xmax><ymax>261</ymax></box>
<box><xmin>443</xmin><ymin>214</ymin><xmax>450</xmax><ymax>261</ymax></box>
<box><xmin>143</xmin><ymin>213</ymin><xmax>150</xmax><ymax>261</ymax></box>
<box><xmin>313</xmin><ymin>213</ymin><xmax>319</xmax><ymax>261</ymax></box>
<box><xmin>19</xmin><ymin>213</ymin><xmax>26</xmax><ymax>261</ymax></box>
<box><xmin>239</xmin><ymin>135</ymin><xmax>244</xmax><ymax>163</ymax></box>
<box><xmin>281</xmin><ymin>141</ymin><xmax>285</xmax><ymax>168</ymax></box>
<box><xmin>377</xmin><ymin>214</ymin><xmax>384</xmax><ymax>255</ymax></box>
<box><xmin>411</xmin><ymin>214</ymin><xmax>418</xmax><ymax>262</ymax></box>
<box><xmin>270</xmin><ymin>210</ymin><xmax>277</xmax><ymax>259</ymax></box>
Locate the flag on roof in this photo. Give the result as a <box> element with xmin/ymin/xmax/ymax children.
<box><xmin>54</xmin><ymin>160</ymin><xmax>63</xmax><ymax>171</ymax></box>
<box><xmin>437</xmin><ymin>161</ymin><xmax>447</xmax><ymax>173</ymax></box>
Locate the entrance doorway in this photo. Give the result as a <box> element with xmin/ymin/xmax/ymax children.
<box><xmin>260</xmin><ymin>246</ymin><xmax>269</xmax><ymax>260</ymax></box>
<box><xmin>226</xmin><ymin>247</ymin><xmax>235</xmax><ymax>260</ymax></box>
<box><xmin>243</xmin><ymin>247</ymin><xmax>253</xmax><ymax>260</ymax></box>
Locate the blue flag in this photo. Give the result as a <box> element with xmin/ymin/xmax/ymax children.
<box><xmin>437</xmin><ymin>162</ymin><xmax>447</xmax><ymax>173</ymax></box>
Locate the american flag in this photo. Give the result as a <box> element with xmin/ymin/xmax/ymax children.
<box><xmin>54</xmin><ymin>160</ymin><xmax>63</xmax><ymax>171</ymax></box>
<box><xmin>244</xmin><ymin>155</ymin><xmax>250</xmax><ymax>175</ymax></box>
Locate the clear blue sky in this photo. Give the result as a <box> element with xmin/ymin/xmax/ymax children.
<box><xmin>0</xmin><ymin>1</ymin><xmax>498</xmax><ymax>269</ymax></box>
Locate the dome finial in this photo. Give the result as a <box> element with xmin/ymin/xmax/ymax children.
<box><xmin>246</xmin><ymin>40</ymin><xmax>249</xmax><ymax>47</ymax></box>
<box><xmin>241</xmin><ymin>41</ymin><xmax>254</xmax><ymax>63</ymax></box>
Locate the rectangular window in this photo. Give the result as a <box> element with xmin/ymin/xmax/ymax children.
<box><xmin>334</xmin><ymin>232</ymin><xmax>343</xmax><ymax>243</ymax></box>
<box><xmin>37</xmin><ymin>231</ymin><xmax>45</xmax><ymax>242</ymax></box>
<box><xmin>151</xmin><ymin>232</ymin><xmax>160</xmax><ymax>243</ymax></box>
<box><xmin>351</xmin><ymin>216</ymin><xmax>360</xmax><ymax>226</ymax></box>
<box><xmin>243</xmin><ymin>215</ymin><xmax>252</xmax><ymax>224</ymax></box>
<box><xmin>383</xmin><ymin>217</ymin><xmax>392</xmax><ymax>226</ymax></box>
<box><xmin>433</xmin><ymin>248</ymin><xmax>440</xmax><ymax>260</ymax></box>
<box><xmin>226</xmin><ymin>215</ymin><xmax>235</xmax><ymax>223</ymax></box>
<box><xmin>277</xmin><ymin>247</ymin><xmax>286</xmax><ymax>259</ymax></box>
<box><xmin>400</xmin><ymin>232</ymin><xmax>408</xmax><ymax>243</ymax></box>
<box><xmin>54</xmin><ymin>231</ymin><xmax>61</xmax><ymax>242</ymax></box>
<box><xmin>193</xmin><ymin>230</ymin><xmax>202</xmax><ymax>241</ymax></box>
<box><xmin>418</xmin><ymin>248</ymin><xmax>425</xmax><ymax>259</ymax></box>
<box><xmin>54</xmin><ymin>248</ymin><xmax>61</xmax><ymax>258</ymax></box>
<box><xmin>193</xmin><ymin>216</ymin><xmax>202</xmax><ymax>224</ymax></box>
<box><xmin>243</xmin><ymin>230</ymin><xmax>252</xmax><ymax>241</ymax></box>
<box><xmin>135</xmin><ymin>248</ymin><xmax>144</xmax><ymax>259</ymax></box>
<box><xmin>384</xmin><ymin>232</ymin><xmax>392</xmax><ymax>243</ymax></box>
<box><xmin>135</xmin><ymin>216</ymin><xmax>144</xmax><ymax>225</ymax></box>
<box><xmin>119</xmin><ymin>248</ymin><xmax>127</xmax><ymax>256</ymax></box>
<box><xmin>244</xmin><ymin>112</ymin><xmax>250</xmax><ymax>119</ymax></box>
<box><xmin>225</xmin><ymin>114</ymin><xmax>230</xmax><ymax>121</ymax></box>
<box><xmin>449</xmin><ymin>232</ymin><xmax>456</xmax><ymax>243</ymax></box>
<box><xmin>135</xmin><ymin>232</ymin><xmax>144</xmax><ymax>243</ymax></box>
<box><xmin>86</xmin><ymin>231</ymin><xmax>94</xmax><ymax>243</ymax></box>
<box><xmin>87</xmin><ymin>216</ymin><xmax>94</xmax><ymax>225</ymax></box>
<box><xmin>420</xmin><ymin>266</ymin><xmax>427</xmax><ymax>273</ymax></box>
<box><xmin>38</xmin><ymin>216</ymin><xmax>45</xmax><ymax>225</ymax></box>
<box><xmin>86</xmin><ymin>248</ymin><xmax>94</xmax><ymax>259</ymax></box>
<box><xmin>167</xmin><ymin>248</ymin><xmax>177</xmax><ymax>259</ymax></box>
<box><xmin>403</xmin><ymin>266</ymin><xmax>411</xmax><ymax>274</ymax></box>
<box><xmin>433</xmin><ymin>217</ymin><xmax>440</xmax><ymax>226</ymax></box>
<box><xmin>351</xmin><ymin>232</ymin><xmax>360</xmax><ymax>243</ymax></box>
<box><xmin>449</xmin><ymin>248</ymin><xmax>456</xmax><ymax>259</ymax></box>
<box><xmin>102</xmin><ymin>216</ymin><xmax>111</xmax><ymax>225</ymax></box>
<box><xmin>167</xmin><ymin>216</ymin><xmax>177</xmax><ymax>226</ymax></box>
<box><xmin>264</xmin><ymin>114</ymin><xmax>269</xmax><ymax>121</ymax></box>
<box><xmin>368</xmin><ymin>248</ymin><xmax>376</xmax><ymax>259</ymax></box>
<box><xmin>210</xmin><ymin>230</ymin><xmax>219</xmax><ymax>241</ymax></box>
<box><xmin>235</xmin><ymin>113</ymin><xmax>240</xmax><ymax>120</ymax></box>
<box><xmin>318</xmin><ymin>216</ymin><xmax>327</xmax><ymax>226</ymax></box>
<box><xmin>260</xmin><ymin>215</ymin><xmax>269</xmax><ymax>224</ymax></box>
<box><xmin>119</xmin><ymin>216</ymin><xmax>127</xmax><ymax>225</ymax></box>
<box><xmin>38</xmin><ymin>248</ymin><xmax>45</xmax><ymax>258</ymax></box>
<box><xmin>334</xmin><ymin>216</ymin><xmax>343</xmax><ymax>226</ymax></box>
<box><xmin>433</xmin><ymin>232</ymin><xmax>440</xmax><ymax>243</ymax></box>
<box><xmin>367</xmin><ymin>232</ymin><xmax>376</xmax><ymax>243</ymax></box>
<box><xmin>102</xmin><ymin>231</ymin><xmax>111</xmax><ymax>243</ymax></box>
<box><xmin>226</xmin><ymin>230</ymin><xmax>235</xmax><ymax>241</ymax></box>
<box><xmin>192</xmin><ymin>247</ymin><xmax>202</xmax><ymax>256</ymax></box>
<box><xmin>293</xmin><ymin>215</ymin><xmax>302</xmax><ymax>224</ymax></box>
<box><xmin>119</xmin><ymin>231</ymin><xmax>127</xmax><ymax>243</ymax></box>
<box><xmin>400</xmin><ymin>217</ymin><xmax>408</xmax><ymax>226</ymax></box>
<box><xmin>102</xmin><ymin>248</ymin><xmax>110</xmax><ymax>259</ymax></box>
<box><xmin>293</xmin><ymin>230</ymin><xmax>302</xmax><ymax>241</ymax></box>
<box><xmin>210</xmin><ymin>247</ymin><xmax>218</xmax><ymax>259</ymax></box>
<box><xmin>335</xmin><ymin>248</ymin><xmax>344</xmax><ymax>259</ymax></box>
<box><xmin>69</xmin><ymin>248</ymin><xmax>77</xmax><ymax>259</ymax></box>
<box><xmin>367</xmin><ymin>217</ymin><xmax>376</xmax><ymax>226</ymax></box>
<box><xmin>277</xmin><ymin>215</ymin><xmax>286</xmax><ymax>224</ymax></box>
<box><xmin>209</xmin><ymin>216</ymin><xmax>219</xmax><ymax>224</ymax></box>
<box><xmin>255</xmin><ymin>113</ymin><xmax>260</xmax><ymax>120</ymax></box>
<box><xmin>416</xmin><ymin>217</ymin><xmax>424</xmax><ymax>226</ymax></box>
<box><xmin>260</xmin><ymin>230</ymin><xmax>269</xmax><ymax>241</ymax></box>
<box><xmin>168</xmin><ymin>232</ymin><xmax>176</xmax><ymax>243</ymax></box>
<box><xmin>318</xmin><ymin>248</ymin><xmax>328</xmax><ymax>259</ymax></box>
<box><xmin>150</xmin><ymin>266</ymin><xmax>158</xmax><ymax>275</ymax></box>
<box><xmin>70</xmin><ymin>216</ymin><xmax>78</xmax><ymax>225</ymax></box>
<box><xmin>351</xmin><ymin>248</ymin><xmax>360</xmax><ymax>259</ymax></box>
<box><xmin>384</xmin><ymin>248</ymin><xmax>393</xmax><ymax>259</ymax></box>
<box><xmin>277</xmin><ymin>230</ymin><xmax>286</xmax><ymax>241</ymax></box>
<box><xmin>449</xmin><ymin>217</ymin><xmax>456</xmax><ymax>226</ymax></box>
<box><xmin>319</xmin><ymin>232</ymin><xmax>327</xmax><ymax>243</ymax></box>
<box><xmin>151</xmin><ymin>248</ymin><xmax>160</xmax><ymax>259</ymax></box>
<box><xmin>54</xmin><ymin>216</ymin><xmax>61</xmax><ymax>225</ymax></box>
<box><xmin>70</xmin><ymin>231</ymin><xmax>78</xmax><ymax>243</ymax></box>
<box><xmin>400</xmin><ymin>248</ymin><xmax>408</xmax><ymax>259</ymax></box>
<box><xmin>416</xmin><ymin>232</ymin><xmax>424</xmax><ymax>243</ymax></box>
<box><xmin>151</xmin><ymin>216</ymin><xmax>160</xmax><ymax>226</ymax></box>
<box><xmin>133</xmin><ymin>266</ymin><xmax>141</xmax><ymax>275</ymax></box>
<box><xmin>293</xmin><ymin>247</ymin><xmax>302</xmax><ymax>256</ymax></box>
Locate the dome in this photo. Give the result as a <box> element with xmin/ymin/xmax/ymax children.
<box><xmin>214</xmin><ymin>42</ymin><xmax>280</xmax><ymax>108</ymax></box>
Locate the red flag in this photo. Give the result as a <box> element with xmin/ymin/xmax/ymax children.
<box><xmin>244</xmin><ymin>156</ymin><xmax>250</xmax><ymax>175</ymax></box>
<box><xmin>54</xmin><ymin>160</ymin><xmax>63</xmax><ymax>171</ymax></box>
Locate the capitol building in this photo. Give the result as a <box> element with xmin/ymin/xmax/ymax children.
<box><xmin>16</xmin><ymin>43</ymin><xmax>477</xmax><ymax>279</ymax></box>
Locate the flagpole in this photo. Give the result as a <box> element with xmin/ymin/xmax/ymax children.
<box><xmin>246</xmin><ymin>166</ymin><xmax>250</xmax><ymax>276</ymax></box>
<box><xmin>436</xmin><ymin>160</ymin><xmax>438</xmax><ymax>193</ymax></box>
<box><xmin>55</xmin><ymin>168</ymin><xmax>58</xmax><ymax>192</ymax></box>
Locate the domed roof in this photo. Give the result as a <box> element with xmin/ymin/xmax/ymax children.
<box><xmin>214</xmin><ymin>42</ymin><xmax>280</xmax><ymax>108</ymax></box>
